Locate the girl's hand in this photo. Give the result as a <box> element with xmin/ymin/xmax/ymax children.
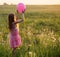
<box><xmin>16</xmin><ymin>10</ymin><xmax>19</xmax><ymax>14</ymax></box>
<box><xmin>16</xmin><ymin>9</ymin><xmax>25</xmax><ymax>14</ymax></box>
<box><xmin>22</xmin><ymin>9</ymin><xmax>25</xmax><ymax>13</ymax></box>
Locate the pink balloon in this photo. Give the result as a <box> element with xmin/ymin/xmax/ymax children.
<box><xmin>16</xmin><ymin>3</ymin><xmax>26</xmax><ymax>13</ymax></box>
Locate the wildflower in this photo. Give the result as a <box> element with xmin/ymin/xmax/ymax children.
<box><xmin>29</xmin><ymin>51</ymin><xmax>32</xmax><ymax>57</ymax></box>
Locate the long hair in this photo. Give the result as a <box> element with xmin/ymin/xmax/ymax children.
<box><xmin>8</xmin><ymin>13</ymin><xmax>14</xmax><ymax>30</ymax></box>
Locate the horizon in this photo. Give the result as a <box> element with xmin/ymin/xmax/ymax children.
<box><xmin>0</xmin><ymin>0</ymin><xmax>60</xmax><ymax>5</ymax></box>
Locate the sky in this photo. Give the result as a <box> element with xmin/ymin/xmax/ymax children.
<box><xmin>0</xmin><ymin>0</ymin><xmax>60</xmax><ymax>5</ymax></box>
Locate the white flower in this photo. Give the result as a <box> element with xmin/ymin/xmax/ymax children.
<box><xmin>29</xmin><ymin>51</ymin><xmax>32</xmax><ymax>57</ymax></box>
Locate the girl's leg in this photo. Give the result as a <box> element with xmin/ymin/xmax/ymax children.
<box><xmin>12</xmin><ymin>48</ymin><xmax>16</xmax><ymax>57</ymax></box>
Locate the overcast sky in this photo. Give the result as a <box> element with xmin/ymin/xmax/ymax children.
<box><xmin>0</xmin><ymin>0</ymin><xmax>60</xmax><ymax>5</ymax></box>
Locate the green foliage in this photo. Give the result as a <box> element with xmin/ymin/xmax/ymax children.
<box><xmin>0</xmin><ymin>5</ymin><xmax>60</xmax><ymax>57</ymax></box>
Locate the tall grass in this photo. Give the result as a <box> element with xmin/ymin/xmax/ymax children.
<box><xmin>0</xmin><ymin>5</ymin><xmax>60</xmax><ymax>57</ymax></box>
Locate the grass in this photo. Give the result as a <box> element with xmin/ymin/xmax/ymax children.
<box><xmin>0</xmin><ymin>5</ymin><xmax>60</xmax><ymax>57</ymax></box>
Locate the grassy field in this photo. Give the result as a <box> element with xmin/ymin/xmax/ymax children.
<box><xmin>0</xmin><ymin>5</ymin><xmax>60</xmax><ymax>57</ymax></box>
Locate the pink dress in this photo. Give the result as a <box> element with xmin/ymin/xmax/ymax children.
<box><xmin>9</xmin><ymin>28</ymin><xmax>22</xmax><ymax>48</ymax></box>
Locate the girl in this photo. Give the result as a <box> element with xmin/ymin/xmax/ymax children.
<box><xmin>8</xmin><ymin>12</ymin><xmax>24</xmax><ymax>57</ymax></box>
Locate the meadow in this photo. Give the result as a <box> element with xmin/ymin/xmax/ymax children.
<box><xmin>0</xmin><ymin>5</ymin><xmax>60</xmax><ymax>57</ymax></box>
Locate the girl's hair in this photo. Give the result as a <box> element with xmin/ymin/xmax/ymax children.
<box><xmin>8</xmin><ymin>13</ymin><xmax>14</xmax><ymax>30</ymax></box>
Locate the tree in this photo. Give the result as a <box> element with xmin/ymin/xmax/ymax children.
<box><xmin>3</xmin><ymin>3</ymin><xmax>8</xmax><ymax>5</ymax></box>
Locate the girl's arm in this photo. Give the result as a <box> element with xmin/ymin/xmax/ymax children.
<box><xmin>13</xmin><ymin>13</ymin><xmax>24</xmax><ymax>24</ymax></box>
